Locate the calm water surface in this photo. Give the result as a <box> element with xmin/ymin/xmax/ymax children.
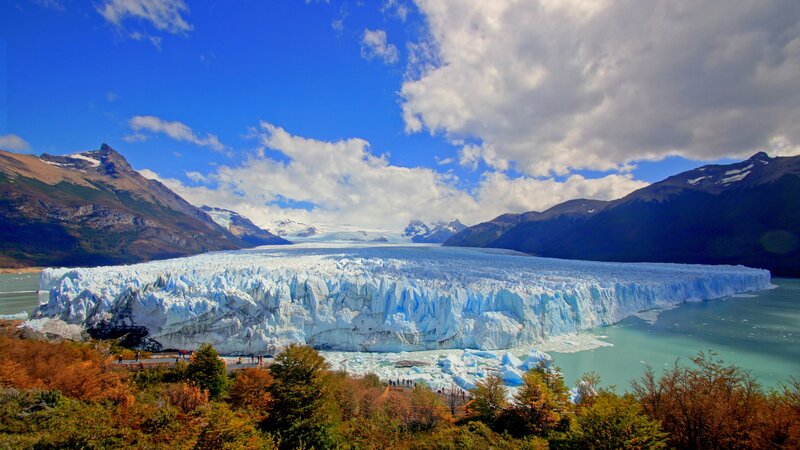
<box><xmin>0</xmin><ymin>272</ymin><xmax>42</xmax><ymax>317</ymax></box>
<box><xmin>1</xmin><ymin>272</ymin><xmax>797</xmax><ymax>389</ymax></box>
<box><xmin>552</xmin><ymin>278</ymin><xmax>800</xmax><ymax>390</ymax></box>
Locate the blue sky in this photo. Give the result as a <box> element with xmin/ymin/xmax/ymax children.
<box><xmin>1</xmin><ymin>0</ymin><xmax>797</xmax><ymax>229</ymax></box>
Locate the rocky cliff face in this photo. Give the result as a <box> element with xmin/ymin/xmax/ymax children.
<box><xmin>0</xmin><ymin>144</ymin><xmax>252</xmax><ymax>267</ymax></box>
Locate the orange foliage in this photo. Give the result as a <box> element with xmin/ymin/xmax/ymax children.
<box><xmin>407</xmin><ymin>385</ymin><xmax>452</xmax><ymax>430</ymax></box>
<box><xmin>229</xmin><ymin>368</ymin><xmax>273</xmax><ymax>413</ymax></box>
<box><xmin>378</xmin><ymin>388</ymin><xmax>413</xmax><ymax>421</ymax></box>
<box><xmin>164</xmin><ymin>382</ymin><xmax>210</xmax><ymax>413</ymax></box>
<box><xmin>632</xmin><ymin>353</ymin><xmax>800</xmax><ymax>449</ymax></box>
<box><xmin>372</xmin><ymin>385</ymin><xmax>452</xmax><ymax>431</ymax></box>
<box><xmin>0</xmin><ymin>334</ymin><xmax>132</xmax><ymax>405</ymax></box>
<box><xmin>350</xmin><ymin>378</ymin><xmax>385</xmax><ymax>418</ymax></box>
<box><xmin>324</xmin><ymin>372</ymin><xmax>386</xmax><ymax>421</ymax></box>
<box><xmin>0</xmin><ymin>358</ymin><xmax>41</xmax><ymax>389</ymax></box>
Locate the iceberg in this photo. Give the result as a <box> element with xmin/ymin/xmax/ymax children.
<box><xmin>31</xmin><ymin>243</ymin><xmax>771</xmax><ymax>354</ymax></box>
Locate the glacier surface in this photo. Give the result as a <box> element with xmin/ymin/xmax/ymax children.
<box><xmin>32</xmin><ymin>244</ymin><xmax>771</xmax><ymax>354</ymax></box>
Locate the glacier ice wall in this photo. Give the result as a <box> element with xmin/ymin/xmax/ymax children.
<box><xmin>33</xmin><ymin>244</ymin><xmax>771</xmax><ymax>354</ymax></box>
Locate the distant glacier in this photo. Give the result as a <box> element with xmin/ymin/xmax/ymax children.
<box><xmin>32</xmin><ymin>244</ymin><xmax>771</xmax><ymax>354</ymax></box>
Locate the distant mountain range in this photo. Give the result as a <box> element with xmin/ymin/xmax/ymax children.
<box><xmin>445</xmin><ymin>152</ymin><xmax>800</xmax><ymax>276</ymax></box>
<box><xmin>404</xmin><ymin>219</ymin><xmax>467</xmax><ymax>243</ymax></box>
<box><xmin>4</xmin><ymin>144</ymin><xmax>797</xmax><ymax>275</ymax></box>
<box><xmin>0</xmin><ymin>144</ymin><xmax>286</xmax><ymax>268</ymax></box>
<box><xmin>200</xmin><ymin>206</ymin><xmax>290</xmax><ymax>246</ymax></box>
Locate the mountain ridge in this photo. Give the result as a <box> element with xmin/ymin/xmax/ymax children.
<box><xmin>0</xmin><ymin>144</ymin><xmax>275</xmax><ymax>267</ymax></box>
<box><xmin>445</xmin><ymin>152</ymin><xmax>800</xmax><ymax>276</ymax></box>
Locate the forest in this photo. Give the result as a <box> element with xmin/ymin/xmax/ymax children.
<box><xmin>0</xmin><ymin>321</ymin><xmax>797</xmax><ymax>449</ymax></box>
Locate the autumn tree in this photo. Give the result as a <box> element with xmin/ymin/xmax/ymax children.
<box><xmin>500</xmin><ymin>366</ymin><xmax>570</xmax><ymax>437</ymax></box>
<box><xmin>163</xmin><ymin>382</ymin><xmax>209</xmax><ymax>413</ymax></box>
<box><xmin>407</xmin><ymin>384</ymin><xmax>450</xmax><ymax>431</ymax></box>
<box><xmin>572</xmin><ymin>372</ymin><xmax>600</xmax><ymax>410</ymax></box>
<box><xmin>469</xmin><ymin>373</ymin><xmax>508</xmax><ymax>425</ymax></box>
<box><xmin>632</xmin><ymin>352</ymin><xmax>764</xmax><ymax>449</ymax></box>
<box><xmin>759</xmin><ymin>378</ymin><xmax>800</xmax><ymax>448</ymax></box>
<box><xmin>230</xmin><ymin>368</ymin><xmax>273</xmax><ymax>417</ymax></box>
<box><xmin>0</xmin><ymin>334</ymin><xmax>131</xmax><ymax>405</ymax></box>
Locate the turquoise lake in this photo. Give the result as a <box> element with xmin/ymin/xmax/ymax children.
<box><xmin>0</xmin><ymin>272</ymin><xmax>43</xmax><ymax>317</ymax></box>
<box><xmin>2</xmin><ymin>272</ymin><xmax>798</xmax><ymax>390</ymax></box>
<box><xmin>552</xmin><ymin>278</ymin><xmax>800</xmax><ymax>390</ymax></box>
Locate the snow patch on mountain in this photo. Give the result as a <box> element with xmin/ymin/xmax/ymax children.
<box><xmin>67</xmin><ymin>153</ymin><xmax>101</xmax><ymax>167</ymax></box>
<box><xmin>687</xmin><ymin>176</ymin><xmax>707</xmax><ymax>185</ymax></box>
<box><xmin>203</xmin><ymin>206</ymin><xmax>233</xmax><ymax>230</ymax></box>
<box><xmin>724</xmin><ymin>164</ymin><xmax>754</xmax><ymax>176</ymax></box>
<box><xmin>720</xmin><ymin>171</ymin><xmax>751</xmax><ymax>184</ymax></box>
<box><xmin>31</xmin><ymin>244</ymin><xmax>771</xmax><ymax>354</ymax></box>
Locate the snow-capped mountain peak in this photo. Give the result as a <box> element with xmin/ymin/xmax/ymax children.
<box><xmin>403</xmin><ymin>219</ymin><xmax>467</xmax><ymax>243</ymax></box>
<box><xmin>267</xmin><ymin>219</ymin><xmax>318</xmax><ymax>238</ymax></box>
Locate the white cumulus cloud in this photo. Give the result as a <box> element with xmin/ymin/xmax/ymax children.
<box><xmin>142</xmin><ymin>123</ymin><xmax>646</xmax><ymax>230</ymax></box>
<box><xmin>402</xmin><ymin>0</ymin><xmax>800</xmax><ymax>177</ymax></box>
<box><xmin>127</xmin><ymin>115</ymin><xmax>225</xmax><ymax>152</ymax></box>
<box><xmin>361</xmin><ymin>29</ymin><xmax>399</xmax><ymax>65</ymax></box>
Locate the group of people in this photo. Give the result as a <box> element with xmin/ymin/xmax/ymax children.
<box><xmin>233</xmin><ymin>355</ymin><xmax>268</xmax><ymax>366</ymax></box>
<box><xmin>439</xmin><ymin>387</ymin><xmax>469</xmax><ymax>401</ymax></box>
<box><xmin>249</xmin><ymin>355</ymin><xmax>267</xmax><ymax>364</ymax></box>
<box><xmin>389</xmin><ymin>378</ymin><xmax>417</xmax><ymax>388</ymax></box>
<box><xmin>174</xmin><ymin>349</ymin><xmax>191</xmax><ymax>363</ymax></box>
<box><xmin>116</xmin><ymin>350</ymin><xmax>143</xmax><ymax>364</ymax></box>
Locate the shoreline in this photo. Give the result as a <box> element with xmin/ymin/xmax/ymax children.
<box><xmin>0</xmin><ymin>267</ymin><xmax>43</xmax><ymax>274</ymax></box>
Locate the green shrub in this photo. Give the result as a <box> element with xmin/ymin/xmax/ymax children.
<box><xmin>566</xmin><ymin>392</ymin><xmax>667</xmax><ymax>449</ymax></box>
<box><xmin>185</xmin><ymin>344</ymin><xmax>229</xmax><ymax>399</ymax></box>
<box><xmin>266</xmin><ymin>344</ymin><xmax>337</xmax><ymax>449</ymax></box>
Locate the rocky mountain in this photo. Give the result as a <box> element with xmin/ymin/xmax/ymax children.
<box><xmin>444</xmin><ymin>199</ymin><xmax>608</xmax><ymax>248</ymax></box>
<box><xmin>445</xmin><ymin>152</ymin><xmax>800</xmax><ymax>276</ymax></box>
<box><xmin>200</xmin><ymin>206</ymin><xmax>290</xmax><ymax>246</ymax></box>
<box><xmin>403</xmin><ymin>219</ymin><xmax>467</xmax><ymax>243</ymax></box>
<box><xmin>0</xmin><ymin>144</ymin><xmax>259</xmax><ymax>267</ymax></box>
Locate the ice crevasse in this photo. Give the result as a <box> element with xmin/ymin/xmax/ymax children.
<box><xmin>31</xmin><ymin>244</ymin><xmax>771</xmax><ymax>354</ymax></box>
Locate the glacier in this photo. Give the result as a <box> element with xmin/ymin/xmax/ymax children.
<box><xmin>31</xmin><ymin>243</ymin><xmax>771</xmax><ymax>354</ymax></box>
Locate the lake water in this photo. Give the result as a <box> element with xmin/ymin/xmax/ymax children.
<box><xmin>0</xmin><ymin>272</ymin><xmax>43</xmax><ymax>317</ymax></box>
<box><xmin>551</xmin><ymin>278</ymin><xmax>800</xmax><ymax>390</ymax></box>
<box><xmin>1</xmin><ymin>271</ymin><xmax>797</xmax><ymax>389</ymax></box>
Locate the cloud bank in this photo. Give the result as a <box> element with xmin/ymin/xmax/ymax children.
<box><xmin>143</xmin><ymin>123</ymin><xmax>646</xmax><ymax>230</ymax></box>
<box><xmin>402</xmin><ymin>0</ymin><xmax>800</xmax><ymax>176</ymax></box>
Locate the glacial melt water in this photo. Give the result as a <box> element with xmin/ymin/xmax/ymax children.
<box><xmin>551</xmin><ymin>278</ymin><xmax>800</xmax><ymax>389</ymax></box>
<box><xmin>0</xmin><ymin>272</ymin><xmax>42</xmax><ymax>319</ymax></box>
